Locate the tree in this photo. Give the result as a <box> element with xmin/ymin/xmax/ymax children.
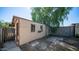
<box><xmin>0</xmin><ymin>20</ymin><xmax>3</xmax><ymax>28</ymax></box>
<box><xmin>0</xmin><ymin>20</ymin><xmax>10</xmax><ymax>28</ymax></box>
<box><xmin>31</xmin><ymin>7</ymin><xmax>72</xmax><ymax>33</ymax></box>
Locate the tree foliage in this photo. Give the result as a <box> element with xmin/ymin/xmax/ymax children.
<box><xmin>31</xmin><ymin>7</ymin><xmax>72</xmax><ymax>27</ymax></box>
<box><xmin>0</xmin><ymin>20</ymin><xmax>10</xmax><ymax>28</ymax></box>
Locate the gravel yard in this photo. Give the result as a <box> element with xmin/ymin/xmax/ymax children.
<box><xmin>20</xmin><ymin>37</ymin><xmax>79</xmax><ymax>51</ymax></box>
<box><xmin>1</xmin><ymin>36</ymin><xmax>79</xmax><ymax>51</ymax></box>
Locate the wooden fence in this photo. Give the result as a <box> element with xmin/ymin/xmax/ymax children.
<box><xmin>0</xmin><ymin>28</ymin><xmax>15</xmax><ymax>48</ymax></box>
<box><xmin>0</xmin><ymin>29</ymin><xmax>2</xmax><ymax>42</ymax></box>
<box><xmin>3</xmin><ymin>28</ymin><xmax>15</xmax><ymax>42</ymax></box>
<box><xmin>0</xmin><ymin>28</ymin><xmax>3</xmax><ymax>48</ymax></box>
<box><xmin>52</xmin><ymin>26</ymin><xmax>75</xmax><ymax>37</ymax></box>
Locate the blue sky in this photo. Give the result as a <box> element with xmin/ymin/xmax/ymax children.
<box><xmin>0</xmin><ymin>7</ymin><xmax>79</xmax><ymax>26</ymax></box>
<box><xmin>0</xmin><ymin>7</ymin><xmax>32</xmax><ymax>22</ymax></box>
<box><xmin>63</xmin><ymin>7</ymin><xmax>79</xmax><ymax>26</ymax></box>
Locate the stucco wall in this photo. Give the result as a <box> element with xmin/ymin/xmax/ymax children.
<box><xmin>19</xmin><ymin>19</ymin><xmax>46</xmax><ymax>45</ymax></box>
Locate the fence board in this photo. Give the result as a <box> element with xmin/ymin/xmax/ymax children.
<box><xmin>0</xmin><ymin>28</ymin><xmax>2</xmax><ymax>42</ymax></box>
<box><xmin>0</xmin><ymin>28</ymin><xmax>3</xmax><ymax>48</ymax></box>
<box><xmin>3</xmin><ymin>28</ymin><xmax>15</xmax><ymax>41</ymax></box>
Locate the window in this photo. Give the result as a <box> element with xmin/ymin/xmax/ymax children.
<box><xmin>40</xmin><ymin>25</ymin><xmax>43</xmax><ymax>32</ymax></box>
<box><xmin>31</xmin><ymin>24</ymin><xmax>35</xmax><ymax>32</ymax></box>
<box><xmin>38</xmin><ymin>25</ymin><xmax>43</xmax><ymax>33</ymax></box>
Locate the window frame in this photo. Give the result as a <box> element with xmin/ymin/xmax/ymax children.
<box><xmin>31</xmin><ymin>24</ymin><xmax>35</xmax><ymax>32</ymax></box>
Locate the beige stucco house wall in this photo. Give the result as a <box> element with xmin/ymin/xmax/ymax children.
<box><xmin>12</xmin><ymin>16</ymin><xmax>47</xmax><ymax>46</ymax></box>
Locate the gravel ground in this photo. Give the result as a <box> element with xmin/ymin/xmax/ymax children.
<box><xmin>1</xmin><ymin>37</ymin><xmax>79</xmax><ymax>51</ymax></box>
<box><xmin>20</xmin><ymin>37</ymin><xmax>79</xmax><ymax>51</ymax></box>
